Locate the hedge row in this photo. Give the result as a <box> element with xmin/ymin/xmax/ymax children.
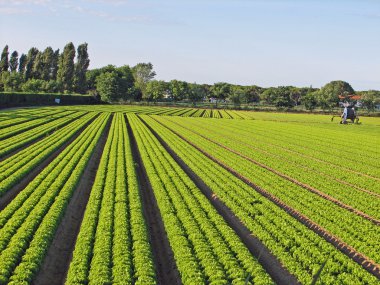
<box><xmin>0</xmin><ymin>92</ymin><xmax>97</xmax><ymax>108</ymax></box>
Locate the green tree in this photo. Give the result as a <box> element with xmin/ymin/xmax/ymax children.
<box><xmin>317</xmin><ymin>80</ymin><xmax>354</xmax><ymax>110</ymax></box>
<box><xmin>89</xmin><ymin>65</ymin><xmax>135</xmax><ymax>101</ymax></box>
<box><xmin>145</xmin><ymin>80</ymin><xmax>167</xmax><ymax>101</ymax></box>
<box><xmin>0</xmin><ymin>45</ymin><xmax>9</xmax><ymax>73</ymax></box>
<box><xmin>260</xmin><ymin>87</ymin><xmax>276</xmax><ymax>105</ymax></box>
<box><xmin>188</xmin><ymin>83</ymin><xmax>206</xmax><ymax>104</ymax></box>
<box><xmin>25</xmin><ymin>47</ymin><xmax>39</xmax><ymax>80</ymax></box>
<box><xmin>211</xmin><ymin>82</ymin><xmax>231</xmax><ymax>100</ymax></box>
<box><xmin>40</xmin><ymin>47</ymin><xmax>54</xmax><ymax>80</ymax></box>
<box><xmin>51</xmin><ymin>49</ymin><xmax>60</xmax><ymax>80</ymax></box>
<box><xmin>43</xmin><ymin>80</ymin><xmax>63</xmax><ymax>93</ymax></box>
<box><xmin>9</xmin><ymin>51</ymin><xmax>19</xmax><ymax>72</ymax></box>
<box><xmin>132</xmin><ymin>62</ymin><xmax>156</xmax><ymax>98</ymax></box>
<box><xmin>1</xmin><ymin>71</ymin><xmax>23</xmax><ymax>91</ymax></box>
<box><xmin>229</xmin><ymin>85</ymin><xmax>245</xmax><ymax>106</ymax></box>
<box><xmin>289</xmin><ymin>87</ymin><xmax>302</xmax><ymax>106</ymax></box>
<box><xmin>18</xmin><ymin>54</ymin><xmax>27</xmax><ymax>74</ymax></box>
<box><xmin>261</xmin><ymin>86</ymin><xmax>294</xmax><ymax>108</ymax></box>
<box><xmin>74</xmin><ymin>43</ymin><xmax>90</xmax><ymax>94</ymax></box>
<box><xmin>86</xmin><ymin>65</ymin><xmax>116</xmax><ymax>91</ymax></box>
<box><xmin>169</xmin><ymin>79</ymin><xmax>188</xmax><ymax>101</ymax></box>
<box><xmin>274</xmin><ymin>87</ymin><xmax>293</xmax><ymax>108</ymax></box>
<box><xmin>95</xmin><ymin>71</ymin><xmax>120</xmax><ymax>102</ymax></box>
<box><xmin>21</xmin><ymin>79</ymin><xmax>45</xmax><ymax>92</ymax></box>
<box><xmin>32</xmin><ymin>51</ymin><xmax>44</xmax><ymax>79</ymax></box>
<box><xmin>57</xmin><ymin>42</ymin><xmax>76</xmax><ymax>92</ymax></box>
<box><xmin>303</xmin><ymin>91</ymin><xmax>318</xmax><ymax>111</ymax></box>
<box><xmin>242</xmin><ymin>85</ymin><xmax>262</xmax><ymax>103</ymax></box>
<box><xmin>360</xmin><ymin>90</ymin><xmax>380</xmax><ymax>112</ymax></box>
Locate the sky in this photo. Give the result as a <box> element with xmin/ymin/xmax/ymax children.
<box><xmin>0</xmin><ymin>0</ymin><xmax>379</xmax><ymax>90</ymax></box>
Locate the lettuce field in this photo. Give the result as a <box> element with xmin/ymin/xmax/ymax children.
<box><xmin>0</xmin><ymin>105</ymin><xmax>379</xmax><ymax>285</ymax></box>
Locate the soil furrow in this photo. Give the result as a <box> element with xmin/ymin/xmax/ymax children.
<box><xmin>151</xmin><ymin>115</ymin><xmax>380</xmax><ymax>279</ymax></box>
<box><xmin>139</xmin><ymin>115</ymin><xmax>300</xmax><ymax>285</ymax></box>
<box><xmin>32</xmin><ymin>114</ymin><xmax>112</xmax><ymax>285</ymax></box>
<box><xmin>126</xmin><ymin>115</ymin><xmax>181</xmax><ymax>285</ymax></box>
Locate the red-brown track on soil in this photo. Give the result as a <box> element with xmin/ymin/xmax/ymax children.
<box><xmin>165</xmin><ymin>118</ymin><xmax>380</xmax><ymax>226</ymax></box>
<box><xmin>126</xmin><ymin>115</ymin><xmax>181</xmax><ymax>285</ymax></box>
<box><xmin>138</xmin><ymin>115</ymin><xmax>300</xmax><ymax>285</ymax></box>
<box><xmin>32</xmin><ymin>114</ymin><xmax>112</xmax><ymax>285</ymax></box>
<box><xmin>181</xmin><ymin>121</ymin><xmax>380</xmax><ymax>199</ymax></box>
<box><xmin>0</xmin><ymin>113</ymin><xmax>99</xmax><ymax>211</ymax></box>
<box><xmin>150</xmin><ymin>115</ymin><xmax>380</xmax><ymax>279</ymax></box>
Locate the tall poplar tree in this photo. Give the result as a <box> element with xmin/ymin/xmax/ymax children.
<box><xmin>0</xmin><ymin>45</ymin><xmax>9</xmax><ymax>73</ymax></box>
<box><xmin>74</xmin><ymin>43</ymin><xmax>90</xmax><ymax>93</ymax></box>
<box><xmin>57</xmin><ymin>42</ymin><xmax>75</xmax><ymax>91</ymax></box>
<box><xmin>32</xmin><ymin>51</ymin><xmax>44</xmax><ymax>79</ymax></box>
<box><xmin>9</xmin><ymin>51</ymin><xmax>19</xmax><ymax>72</ymax></box>
<box><xmin>25</xmin><ymin>47</ymin><xmax>39</xmax><ymax>80</ymax></box>
<box><xmin>51</xmin><ymin>49</ymin><xmax>60</xmax><ymax>80</ymax></box>
<box><xmin>18</xmin><ymin>54</ymin><xmax>27</xmax><ymax>74</ymax></box>
<box><xmin>41</xmin><ymin>47</ymin><xmax>54</xmax><ymax>80</ymax></box>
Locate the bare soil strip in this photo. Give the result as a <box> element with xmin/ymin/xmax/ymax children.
<box><xmin>32</xmin><ymin>115</ymin><xmax>112</xmax><ymax>285</ymax></box>
<box><xmin>151</xmin><ymin>116</ymin><xmax>380</xmax><ymax>279</ymax></box>
<box><xmin>126</xmin><ymin>115</ymin><xmax>181</xmax><ymax>285</ymax></box>
<box><xmin>139</xmin><ymin>116</ymin><xmax>300</xmax><ymax>285</ymax></box>
<box><xmin>0</xmin><ymin>114</ymin><xmax>99</xmax><ymax>211</ymax></box>
<box><xmin>167</xmin><ymin>119</ymin><xmax>380</xmax><ymax>225</ymax></box>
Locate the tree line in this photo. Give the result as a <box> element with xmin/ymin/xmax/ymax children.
<box><xmin>1</xmin><ymin>44</ymin><xmax>379</xmax><ymax>111</ymax></box>
<box><xmin>0</xmin><ymin>43</ymin><xmax>89</xmax><ymax>94</ymax></box>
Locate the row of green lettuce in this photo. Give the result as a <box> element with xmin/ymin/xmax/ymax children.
<box><xmin>0</xmin><ymin>112</ymin><xmax>97</xmax><ymax>197</ymax></box>
<box><xmin>142</xmin><ymin>114</ymin><xmax>379</xmax><ymax>284</ymax></box>
<box><xmin>66</xmin><ymin>113</ymin><xmax>156</xmax><ymax>284</ymax></box>
<box><xmin>129</xmin><ymin>113</ymin><xmax>274</xmax><ymax>285</ymax></box>
<box><xmin>0</xmin><ymin>114</ymin><xmax>109</xmax><ymax>284</ymax></box>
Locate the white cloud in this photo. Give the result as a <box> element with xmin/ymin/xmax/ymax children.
<box><xmin>0</xmin><ymin>0</ymin><xmax>155</xmax><ymax>23</ymax></box>
<box><xmin>0</xmin><ymin>0</ymin><xmax>51</xmax><ymax>5</ymax></box>
<box><xmin>0</xmin><ymin>7</ymin><xmax>30</xmax><ymax>14</ymax></box>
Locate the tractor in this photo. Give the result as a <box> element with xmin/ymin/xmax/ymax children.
<box><xmin>331</xmin><ymin>105</ymin><xmax>359</xmax><ymax>124</ymax></box>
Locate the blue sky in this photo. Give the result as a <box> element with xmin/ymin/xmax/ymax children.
<box><xmin>0</xmin><ymin>0</ymin><xmax>379</xmax><ymax>90</ymax></box>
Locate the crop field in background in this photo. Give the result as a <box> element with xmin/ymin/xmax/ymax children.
<box><xmin>0</xmin><ymin>105</ymin><xmax>379</xmax><ymax>285</ymax></box>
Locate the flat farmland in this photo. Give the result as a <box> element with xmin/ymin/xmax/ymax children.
<box><xmin>0</xmin><ymin>105</ymin><xmax>379</xmax><ymax>285</ymax></box>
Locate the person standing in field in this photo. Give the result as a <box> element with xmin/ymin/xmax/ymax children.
<box><xmin>342</xmin><ymin>106</ymin><xmax>348</xmax><ymax>123</ymax></box>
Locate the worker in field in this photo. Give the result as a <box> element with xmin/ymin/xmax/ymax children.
<box><xmin>340</xmin><ymin>105</ymin><xmax>359</xmax><ymax>124</ymax></box>
<box><xmin>341</xmin><ymin>106</ymin><xmax>348</xmax><ymax>124</ymax></box>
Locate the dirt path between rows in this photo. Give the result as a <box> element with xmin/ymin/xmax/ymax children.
<box><xmin>151</xmin><ymin>117</ymin><xmax>380</xmax><ymax>279</ymax></box>
<box><xmin>126</xmin><ymin>115</ymin><xmax>181</xmax><ymax>285</ymax></box>
<box><xmin>32</xmin><ymin>115</ymin><xmax>112</xmax><ymax>285</ymax></box>
<box><xmin>139</xmin><ymin>115</ymin><xmax>300</xmax><ymax>285</ymax></box>
<box><xmin>0</xmin><ymin>114</ymin><xmax>99</xmax><ymax>211</ymax></box>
